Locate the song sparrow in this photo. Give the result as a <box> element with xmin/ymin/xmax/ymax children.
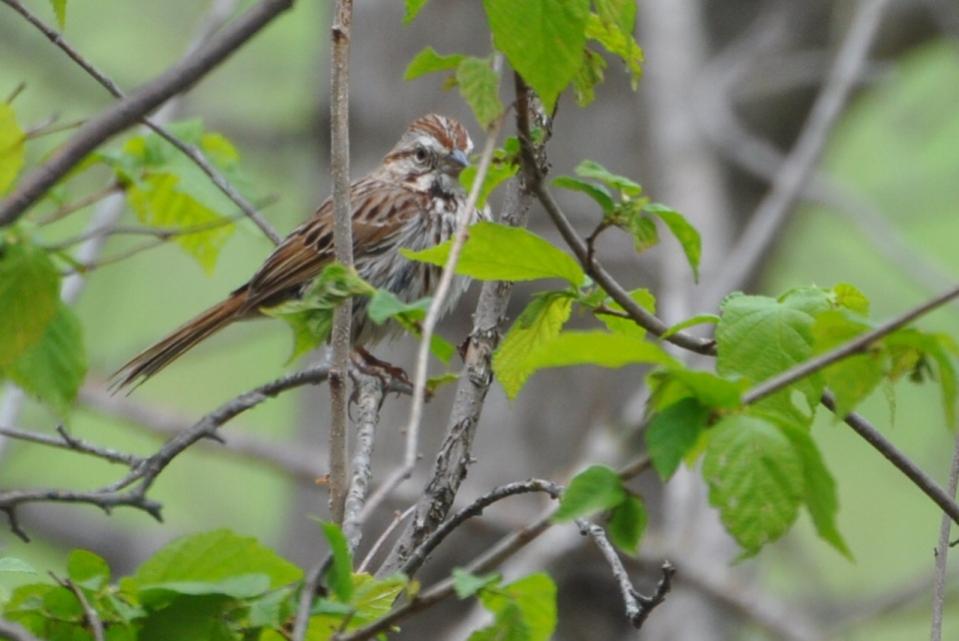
<box><xmin>112</xmin><ymin>113</ymin><xmax>483</xmax><ymax>391</ymax></box>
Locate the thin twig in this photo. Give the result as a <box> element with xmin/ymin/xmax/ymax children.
<box><xmin>292</xmin><ymin>559</ymin><xmax>329</xmax><ymax>641</ymax></box>
<box><xmin>931</xmin><ymin>430</ymin><xmax>959</xmax><ymax>641</ymax></box>
<box><xmin>327</xmin><ymin>0</ymin><xmax>354</xmax><ymax>526</ymax></box>
<box><xmin>0</xmin><ymin>0</ymin><xmax>293</xmax><ymax>231</ymax></box>
<box><xmin>342</xmin><ymin>373</ymin><xmax>383</xmax><ymax>551</ymax></box>
<box><xmin>358</xmin><ymin>505</ymin><xmax>416</xmax><ymax>573</ymax></box>
<box><xmin>0</xmin><ymin>425</ymin><xmax>142</xmax><ymax>467</ymax></box>
<box><xmin>580</xmin><ymin>521</ymin><xmax>673</xmax><ymax>629</ymax></box>
<box><xmin>0</xmin><ymin>617</ymin><xmax>43</xmax><ymax>641</ymax></box>
<box><xmin>704</xmin><ymin>0</ymin><xmax>890</xmax><ymax>302</ymax></box>
<box><xmin>0</xmin><ymin>0</ymin><xmax>280</xmax><ymax>244</ymax></box>
<box><xmin>36</xmin><ymin>182</ymin><xmax>120</xmax><ymax>225</ymax></box>
<box><xmin>59</xmin><ymin>578</ymin><xmax>105</xmax><ymax>641</ymax></box>
<box><xmin>48</xmin><ymin>213</ymin><xmax>244</xmax><ymax>252</ymax></box>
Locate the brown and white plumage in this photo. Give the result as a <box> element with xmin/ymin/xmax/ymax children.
<box><xmin>112</xmin><ymin>114</ymin><xmax>484</xmax><ymax>391</ymax></box>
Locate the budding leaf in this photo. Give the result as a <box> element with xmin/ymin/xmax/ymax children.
<box><xmin>645</xmin><ymin>204</ymin><xmax>701</xmax><ymax>282</ymax></box>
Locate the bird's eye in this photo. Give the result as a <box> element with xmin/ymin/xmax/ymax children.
<box><xmin>414</xmin><ymin>146</ymin><xmax>429</xmax><ymax>164</ymax></box>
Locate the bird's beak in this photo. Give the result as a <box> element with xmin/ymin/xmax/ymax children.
<box><xmin>443</xmin><ymin>149</ymin><xmax>470</xmax><ymax>176</ymax></box>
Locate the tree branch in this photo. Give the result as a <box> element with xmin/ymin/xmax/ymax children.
<box><xmin>327</xmin><ymin>0</ymin><xmax>354</xmax><ymax>526</ymax></box>
<box><xmin>342</xmin><ymin>373</ymin><xmax>383</xmax><ymax>551</ymax></box>
<box><xmin>0</xmin><ymin>425</ymin><xmax>141</xmax><ymax>467</ymax></box>
<box><xmin>0</xmin><ymin>0</ymin><xmax>293</xmax><ymax>230</ymax></box>
<box><xmin>0</xmin><ymin>617</ymin><xmax>43</xmax><ymax>641</ymax></box>
<box><xmin>930</xmin><ymin>429</ymin><xmax>959</xmax><ymax>641</ymax></box>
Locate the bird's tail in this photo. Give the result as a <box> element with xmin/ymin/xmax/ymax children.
<box><xmin>110</xmin><ymin>290</ymin><xmax>249</xmax><ymax>392</ymax></box>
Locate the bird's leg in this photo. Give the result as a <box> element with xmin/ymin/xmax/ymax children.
<box><xmin>350</xmin><ymin>347</ymin><xmax>413</xmax><ymax>389</ymax></box>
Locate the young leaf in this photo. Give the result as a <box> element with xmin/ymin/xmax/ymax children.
<box><xmin>812</xmin><ymin>310</ymin><xmax>883</xmax><ymax>417</ymax></box>
<box><xmin>456</xmin><ymin>57</ymin><xmax>503</xmax><ymax>129</ymax></box>
<box><xmin>584</xmin><ymin>12</ymin><xmax>643</xmax><ymax>87</ymax></box>
<box><xmin>594</xmin><ymin>288</ymin><xmax>655</xmax><ymax>339</ymax></box>
<box><xmin>627</xmin><ymin>212</ymin><xmax>658</xmax><ymax>253</ymax></box>
<box><xmin>525</xmin><ymin>331</ymin><xmax>677</xmax><ymax>378</ymax></box>
<box><xmin>594</xmin><ymin>0</ymin><xmax>636</xmax><ymax>34</ymax></box>
<box><xmin>553</xmin><ymin>465</ymin><xmax>626</xmax><ymax>521</ymax></box>
<box><xmin>658</xmin><ymin>368</ymin><xmax>746</xmax><ymax>409</ymax></box>
<box><xmin>607</xmin><ymin>495</ymin><xmax>647</xmax><ymax>555</ymax></box>
<box><xmin>493</xmin><ymin>291</ymin><xmax>574</xmax><ymax>399</ymax></box>
<box><xmin>830</xmin><ymin>282</ymin><xmax>870</xmax><ymax>315</ymax></box>
<box><xmin>403</xmin><ymin>0</ymin><xmax>428</xmax><ymax>23</ymax></box>
<box><xmin>402</xmin><ymin>221</ymin><xmax>585</xmax><ymax>286</ymax></box>
<box><xmin>0</xmin><ymin>103</ymin><xmax>25</xmax><ymax>194</ymax></box>
<box><xmin>366</xmin><ymin>290</ymin><xmax>430</xmax><ymax>324</ymax></box>
<box><xmin>460</xmin><ymin>151</ymin><xmax>518</xmax><ymax>209</ymax></box>
<box><xmin>67</xmin><ymin>550</ymin><xmax>110</xmax><ymax>591</ymax></box>
<box><xmin>320</xmin><ymin>522</ymin><xmax>354</xmax><ymax>603</ymax></box>
<box><xmin>0</xmin><ymin>239</ymin><xmax>59</xmax><ymax>368</ymax></box>
<box><xmin>9</xmin><ymin>302</ymin><xmax>86</xmax><ymax>416</ymax></box>
<box><xmin>404</xmin><ymin>47</ymin><xmax>466</xmax><ymax>80</ymax></box>
<box><xmin>572</xmin><ymin>47</ymin><xmax>607</xmax><ymax>107</ymax></box>
<box><xmin>482</xmin><ymin>0</ymin><xmax>590</xmax><ymax>110</ymax></box>
<box><xmin>780</xmin><ymin>424</ymin><xmax>852</xmax><ymax>558</ymax></box>
<box><xmin>645</xmin><ymin>397</ymin><xmax>711</xmax><ymax>480</ymax></box>
<box><xmin>477</xmin><ymin>573</ymin><xmax>557</xmax><ymax>641</ymax></box>
<box><xmin>553</xmin><ymin>175</ymin><xmax>614</xmax><ymax>213</ymax></box>
<box><xmin>348</xmin><ymin>573</ymin><xmax>408</xmax><ymax>625</ymax></box>
<box><xmin>574</xmin><ymin>159</ymin><xmax>642</xmax><ymax>197</ymax></box>
<box><xmin>645</xmin><ymin>204</ymin><xmax>701</xmax><ymax>281</ymax></box>
<box><xmin>703</xmin><ymin>415</ymin><xmax>804</xmax><ymax>555</ymax></box>
<box><xmin>469</xmin><ymin>602</ymin><xmax>528</xmax><ymax>641</ymax></box>
<box><xmin>452</xmin><ymin>569</ymin><xmax>501</xmax><ymax>599</ymax></box>
<box><xmin>48</xmin><ymin>0</ymin><xmax>67</xmax><ymax>28</ymax></box>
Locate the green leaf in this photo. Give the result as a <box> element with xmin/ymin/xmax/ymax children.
<box><xmin>571</xmin><ymin>47</ymin><xmax>607</xmax><ymax>107</ymax></box>
<box><xmin>584</xmin><ymin>12</ymin><xmax>643</xmax><ymax>87</ymax></box>
<box><xmin>403</xmin><ymin>0</ymin><xmax>428</xmax><ymax>23</ymax></box>
<box><xmin>574</xmin><ymin>159</ymin><xmax>642</xmax><ymax>197</ymax></box>
<box><xmin>553</xmin><ymin>175</ymin><xmax>614</xmax><ymax>213</ymax></box>
<box><xmin>452</xmin><ymin>569</ymin><xmax>501</xmax><ymax>599</ymax></box>
<box><xmin>469</xmin><ymin>602</ymin><xmax>527</xmax><ymax>641</ymax></box>
<box><xmin>48</xmin><ymin>0</ymin><xmax>67</xmax><ymax>28</ymax></box>
<box><xmin>703</xmin><ymin>415</ymin><xmax>804</xmax><ymax>555</ymax></box>
<box><xmin>0</xmin><ymin>103</ymin><xmax>25</xmax><ymax>194</ymax></box>
<box><xmin>646</xmin><ymin>397</ymin><xmax>710</xmax><ymax>480</ymax></box>
<box><xmin>133</xmin><ymin>529</ymin><xmax>302</xmax><ymax>599</ymax></box>
<box><xmin>138</xmin><ymin>595</ymin><xmax>232</xmax><ymax>641</ymax></box>
<box><xmin>553</xmin><ymin>465</ymin><xmax>625</xmax><ymax>521</ymax></box>
<box><xmin>626</xmin><ymin>213</ymin><xmax>658</xmax><ymax>253</ymax></box>
<box><xmin>524</xmin><ymin>331</ymin><xmax>677</xmax><ymax>380</ymax></box>
<box><xmin>349</xmin><ymin>574</ymin><xmax>407</xmax><ymax>624</ymax></box>
<box><xmin>320</xmin><ymin>522</ymin><xmax>353</xmax><ymax>603</ymax></box>
<box><xmin>482</xmin><ymin>0</ymin><xmax>590</xmax><ymax>110</ymax></box>
<box><xmin>402</xmin><ymin>221</ymin><xmax>585</xmax><ymax>286</ymax></box>
<box><xmin>460</xmin><ymin>148</ymin><xmax>518</xmax><ymax>209</ymax></box>
<box><xmin>780</xmin><ymin>425</ymin><xmax>852</xmax><ymax>558</ymax></box>
<box><xmin>717</xmin><ymin>291</ymin><xmax>827</xmax><ymax>413</ymax></box>
<box><xmin>812</xmin><ymin>310</ymin><xmax>883</xmax><ymax>417</ymax></box>
<box><xmin>607</xmin><ymin>495</ymin><xmax>647</xmax><ymax>555</ymax></box>
<box><xmin>830</xmin><ymin>282</ymin><xmax>870</xmax><ymax>315</ymax></box>
<box><xmin>886</xmin><ymin>329</ymin><xmax>958</xmax><ymax>427</ymax></box>
<box><xmin>139</xmin><ymin>574</ymin><xmax>272</xmax><ymax>600</ymax></box>
<box><xmin>9</xmin><ymin>302</ymin><xmax>86</xmax><ymax>416</ymax></box>
<box><xmin>645</xmin><ymin>204</ymin><xmax>701</xmax><ymax>281</ymax></box>
<box><xmin>248</xmin><ymin>587</ymin><xmax>294</xmax><ymax>627</ymax></box>
<box><xmin>662</xmin><ymin>313</ymin><xmax>719</xmax><ymax>338</ymax></box>
<box><xmin>404</xmin><ymin>47</ymin><xmax>465</xmax><ymax>80</ymax></box>
<box><xmin>367</xmin><ymin>290</ymin><xmax>430</xmax><ymax>324</ymax></box>
<box><xmin>493</xmin><ymin>291</ymin><xmax>574</xmax><ymax>399</ymax></box>
<box><xmin>427</xmin><ymin>372</ymin><xmax>460</xmax><ymax>393</ymax></box>
<box><xmin>478</xmin><ymin>573</ymin><xmax>556</xmax><ymax>641</ymax></box>
<box><xmin>0</xmin><ymin>557</ymin><xmax>36</xmax><ymax>574</ymax></box>
<box><xmin>594</xmin><ymin>0</ymin><xmax>636</xmax><ymax>33</ymax></box>
<box><xmin>67</xmin><ymin>550</ymin><xmax>109</xmax><ymax>591</ymax></box>
<box><xmin>456</xmin><ymin>57</ymin><xmax>503</xmax><ymax>129</ymax></box>
<box><xmin>659</xmin><ymin>368</ymin><xmax>746</xmax><ymax>409</ymax></box>
<box><xmin>595</xmin><ymin>288</ymin><xmax>655</xmax><ymax>339</ymax></box>
<box><xmin>0</xmin><ymin>239</ymin><xmax>59</xmax><ymax>368</ymax></box>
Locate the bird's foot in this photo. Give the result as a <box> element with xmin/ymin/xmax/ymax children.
<box><xmin>350</xmin><ymin>347</ymin><xmax>413</xmax><ymax>392</ymax></box>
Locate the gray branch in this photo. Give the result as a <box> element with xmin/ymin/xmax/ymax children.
<box><xmin>342</xmin><ymin>373</ymin><xmax>384</xmax><ymax>551</ymax></box>
<box><xmin>930</xmin><ymin>432</ymin><xmax>959</xmax><ymax>641</ymax></box>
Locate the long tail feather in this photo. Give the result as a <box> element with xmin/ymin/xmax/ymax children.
<box><xmin>110</xmin><ymin>291</ymin><xmax>249</xmax><ymax>392</ymax></box>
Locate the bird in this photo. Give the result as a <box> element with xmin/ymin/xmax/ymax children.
<box><xmin>111</xmin><ymin>113</ymin><xmax>484</xmax><ymax>391</ymax></box>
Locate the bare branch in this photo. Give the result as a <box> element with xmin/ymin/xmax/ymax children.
<box><xmin>0</xmin><ymin>425</ymin><xmax>141</xmax><ymax>467</ymax></box>
<box><xmin>704</xmin><ymin>0</ymin><xmax>890</xmax><ymax>302</ymax></box>
<box><xmin>0</xmin><ymin>0</ymin><xmax>293</xmax><ymax>231</ymax></box>
<box><xmin>36</xmin><ymin>182</ymin><xmax>121</xmax><ymax>226</ymax></box>
<box><xmin>581</xmin><ymin>520</ymin><xmax>674</xmax><ymax>629</ymax></box>
<box><xmin>0</xmin><ymin>617</ymin><xmax>43</xmax><ymax>641</ymax></box>
<box><xmin>342</xmin><ymin>373</ymin><xmax>383</xmax><ymax>551</ymax></box>
<box><xmin>327</xmin><ymin>0</ymin><xmax>354</xmax><ymax>526</ymax></box>
<box><xmin>358</xmin><ymin>505</ymin><xmax>415</xmax><ymax>573</ymax></box>
<box><xmin>931</xmin><ymin>429</ymin><xmax>959</xmax><ymax>641</ymax></box>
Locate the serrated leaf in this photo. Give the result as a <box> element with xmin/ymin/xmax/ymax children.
<box><xmin>780</xmin><ymin>424</ymin><xmax>852</xmax><ymax>558</ymax></box>
<box><xmin>553</xmin><ymin>175</ymin><xmax>614</xmax><ymax>213</ymax></box>
<box><xmin>0</xmin><ymin>239</ymin><xmax>59</xmax><ymax>368</ymax></box>
<box><xmin>574</xmin><ymin>159</ymin><xmax>642</xmax><ymax>196</ymax></box>
<box><xmin>584</xmin><ymin>12</ymin><xmax>643</xmax><ymax>87</ymax></box>
<box><xmin>607</xmin><ymin>495</ymin><xmax>647</xmax><ymax>555</ymax></box>
<box><xmin>404</xmin><ymin>47</ymin><xmax>465</xmax><ymax>80</ymax></box>
<box><xmin>453</xmin><ymin>569</ymin><xmax>501</xmax><ymax>599</ymax></box>
<box><xmin>572</xmin><ymin>47</ymin><xmax>607</xmax><ymax>107</ymax></box>
<box><xmin>646</xmin><ymin>397</ymin><xmax>711</xmax><ymax>480</ymax></box>
<box><xmin>830</xmin><ymin>282</ymin><xmax>870</xmax><ymax>315</ymax></box>
<box><xmin>483</xmin><ymin>0</ymin><xmax>590</xmax><ymax>110</ymax></box>
<box><xmin>812</xmin><ymin>309</ymin><xmax>882</xmax><ymax>417</ymax></box>
<box><xmin>553</xmin><ymin>465</ymin><xmax>625</xmax><ymax>521</ymax></box>
<box><xmin>48</xmin><ymin>0</ymin><xmax>67</xmax><ymax>28</ymax></box>
<box><xmin>493</xmin><ymin>291</ymin><xmax>574</xmax><ymax>399</ymax></box>
<box><xmin>320</xmin><ymin>522</ymin><xmax>353</xmax><ymax>603</ymax></box>
<box><xmin>646</xmin><ymin>204</ymin><xmax>701</xmax><ymax>281</ymax></box>
<box><xmin>67</xmin><ymin>550</ymin><xmax>109</xmax><ymax>591</ymax></box>
<box><xmin>402</xmin><ymin>221</ymin><xmax>585</xmax><ymax>286</ymax></box>
<box><xmin>662</xmin><ymin>313</ymin><xmax>719</xmax><ymax>338</ymax></box>
<box><xmin>133</xmin><ymin>530</ymin><xmax>301</xmax><ymax>602</ymax></box>
<box><xmin>703</xmin><ymin>415</ymin><xmax>804</xmax><ymax>555</ymax></box>
<box><xmin>456</xmin><ymin>57</ymin><xmax>503</xmax><ymax>129</ymax></box>
<box><xmin>0</xmin><ymin>103</ymin><xmax>25</xmax><ymax>194</ymax></box>
<box><xmin>717</xmin><ymin>292</ymin><xmax>827</xmax><ymax>413</ymax></box>
<box><xmin>403</xmin><ymin>0</ymin><xmax>428</xmax><ymax>23</ymax></box>
<box><xmin>9</xmin><ymin>302</ymin><xmax>86</xmax><ymax>416</ymax></box>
